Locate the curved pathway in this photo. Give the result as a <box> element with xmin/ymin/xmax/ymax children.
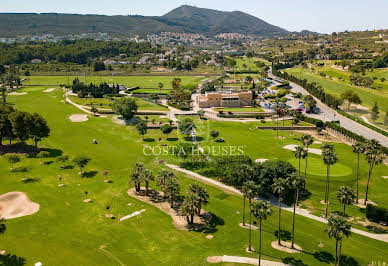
<box><xmin>165</xmin><ymin>164</ymin><xmax>388</xmax><ymax>243</ymax></box>
<box><xmin>207</xmin><ymin>255</ymin><xmax>285</xmax><ymax>265</ymax></box>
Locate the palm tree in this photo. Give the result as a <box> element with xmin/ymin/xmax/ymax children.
<box><xmin>322</xmin><ymin>143</ymin><xmax>338</xmax><ymax>218</ymax></box>
<box><xmin>272</xmin><ymin>177</ymin><xmax>289</xmax><ymax>245</ymax></box>
<box><xmin>164</xmin><ymin>178</ymin><xmax>180</xmax><ymax>208</ymax></box>
<box><xmin>156</xmin><ymin>169</ymin><xmax>175</xmax><ymax>192</ymax></box>
<box><xmin>288</xmin><ymin>174</ymin><xmax>305</xmax><ymax>249</ymax></box>
<box><xmin>364</xmin><ymin>140</ymin><xmax>385</xmax><ymax>205</ymax></box>
<box><xmin>187</xmin><ymin>183</ymin><xmax>209</xmax><ymax>215</ymax></box>
<box><xmin>294</xmin><ymin>145</ymin><xmax>307</xmax><ymax>177</ymax></box>
<box><xmin>251</xmin><ymin>201</ymin><xmax>273</xmax><ymax>266</ymax></box>
<box><xmin>327</xmin><ymin>215</ymin><xmax>352</xmax><ymax>266</ymax></box>
<box><xmin>180</xmin><ymin>194</ymin><xmax>200</xmax><ymax>224</ymax></box>
<box><xmin>130</xmin><ymin>162</ymin><xmax>145</xmax><ymax>192</ymax></box>
<box><xmin>242</xmin><ymin>181</ymin><xmax>260</xmax><ymax>251</ymax></box>
<box><xmin>158</xmin><ymin>82</ymin><xmax>164</xmax><ymax>94</ymax></box>
<box><xmin>336</xmin><ymin>186</ymin><xmax>356</xmax><ymax>216</ymax></box>
<box><xmin>143</xmin><ymin>169</ymin><xmax>154</xmax><ymax>196</ymax></box>
<box><xmin>352</xmin><ymin>141</ymin><xmax>365</xmax><ymax>203</ymax></box>
<box><xmin>301</xmin><ymin>134</ymin><xmax>314</xmax><ymax>185</ymax></box>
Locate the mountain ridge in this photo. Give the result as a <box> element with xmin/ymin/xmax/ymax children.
<box><xmin>0</xmin><ymin>5</ymin><xmax>312</xmax><ymax>37</ymax></box>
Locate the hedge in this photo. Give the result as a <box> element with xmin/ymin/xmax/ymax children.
<box><xmin>366</xmin><ymin>204</ymin><xmax>388</xmax><ymax>224</ymax></box>
<box><xmin>168</xmin><ymin>102</ymin><xmax>191</xmax><ymax>111</ymax></box>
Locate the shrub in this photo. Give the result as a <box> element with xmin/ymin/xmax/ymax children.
<box><xmin>366</xmin><ymin>204</ymin><xmax>388</xmax><ymax>224</ymax></box>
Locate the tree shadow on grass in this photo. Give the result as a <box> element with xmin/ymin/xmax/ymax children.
<box><xmin>339</xmin><ymin>255</ymin><xmax>360</xmax><ymax>266</ymax></box>
<box><xmin>0</xmin><ymin>219</ymin><xmax>6</xmax><ymax>234</ymax></box>
<box><xmin>167</xmin><ymin>138</ymin><xmax>178</xmax><ymax>142</ymax></box>
<box><xmin>61</xmin><ymin>165</ymin><xmax>74</xmax><ymax>170</ymax></box>
<box><xmin>22</xmin><ymin>177</ymin><xmax>40</xmax><ymax>183</ymax></box>
<box><xmin>143</xmin><ymin>138</ymin><xmax>155</xmax><ymax>142</ymax></box>
<box><xmin>274</xmin><ymin>229</ymin><xmax>292</xmax><ymax>241</ymax></box>
<box><xmin>282</xmin><ymin>257</ymin><xmax>308</xmax><ymax>266</ymax></box>
<box><xmin>39</xmin><ymin>148</ymin><xmax>63</xmax><ymax>158</ymax></box>
<box><xmin>0</xmin><ymin>143</ymin><xmax>37</xmax><ymax>155</ymax></box>
<box><xmin>0</xmin><ymin>254</ymin><xmax>26</xmax><ymax>266</ymax></box>
<box><xmin>189</xmin><ymin>213</ymin><xmax>225</xmax><ymax>233</ymax></box>
<box><xmin>12</xmin><ymin>166</ymin><xmax>30</xmax><ymax>173</ymax></box>
<box><xmin>81</xmin><ymin>171</ymin><xmax>98</xmax><ymax>178</ymax></box>
<box><xmin>313</xmin><ymin>251</ymin><xmax>335</xmax><ymax>264</ymax></box>
<box><xmin>43</xmin><ymin>161</ymin><xmax>54</xmax><ymax>165</ymax></box>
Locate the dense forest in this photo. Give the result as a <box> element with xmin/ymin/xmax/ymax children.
<box><xmin>0</xmin><ymin>40</ymin><xmax>162</xmax><ymax>65</ymax></box>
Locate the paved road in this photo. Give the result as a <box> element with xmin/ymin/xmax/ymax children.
<box><xmin>269</xmin><ymin>72</ymin><xmax>388</xmax><ymax>148</ymax></box>
<box><xmin>166</xmin><ymin>164</ymin><xmax>388</xmax><ymax>243</ymax></box>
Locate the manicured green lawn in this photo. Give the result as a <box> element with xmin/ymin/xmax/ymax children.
<box><xmin>21</xmin><ymin>75</ymin><xmax>204</xmax><ymax>89</ymax></box>
<box><xmin>1</xmin><ymin>91</ymin><xmax>387</xmax><ymax>265</ymax></box>
<box><xmin>68</xmin><ymin>95</ymin><xmax>168</xmax><ymax>111</ymax></box>
<box><xmin>285</xmin><ymin>67</ymin><xmax>388</xmax><ymax>111</ymax></box>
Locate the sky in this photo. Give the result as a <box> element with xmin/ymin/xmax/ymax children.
<box><xmin>1</xmin><ymin>0</ymin><xmax>388</xmax><ymax>34</ymax></box>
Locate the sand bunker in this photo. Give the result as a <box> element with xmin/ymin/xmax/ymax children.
<box><xmin>69</xmin><ymin>114</ymin><xmax>88</xmax><ymax>122</ymax></box>
<box><xmin>8</xmin><ymin>92</ymin><xmax>27</xmax><ymax>96</ymax></box>
<box><xmin>120</xmin><ymin>209</ymin><xmax>146</xmax><ymax>221</ymax></box>
<box><xmin>0</xmin><ymin>192</ymin><xmax>39</xmax><ymax>219</ymax></box>
<box><xmin>284</xmin><ymin>144</ymin><xmax>322</xmax><ymax>155</ymax></box>
<box><xmin>271</xmin><ymin>241</ymin><xmax>302</xmax><ymax>253</ymax></box>
<box><xmin>43</xmin><ymin>88</ymin><xmax>56</xmax><ymax>93</ymax></box>
<box><xmin>382</xmin><ymin>176</ymin><xmax>388</xmax><ymax>179</ymax></box>
<box><xmin>255</xmin><ymin>159</ymin><xmax>268</xmax><ymax>164</ymax></box>
<box><xmin>128</xmin><ymin>188</ymin><xmax>211</xmax><ymax>231</ymax></box>
<box><xmin>207</xmin><ymin>256</ymin><xmax>285</xmax><ymax>265</ymax></box>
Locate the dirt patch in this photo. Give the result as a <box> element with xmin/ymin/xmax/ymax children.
<box><xmin>127</xmin><ymin>188</ymin><xmax>211</xmax><ymax>231</ymax></box>
<box><xmin>320</xmin><ymin>200</ymin><xmax>329</xmax><ymax>205</ymax></box>
<box><xmin>355</xmin><ymin>199</ymin><xmax>377</xmax><ymax>208</ymax></box>
<box><xmin>284</xmin><ymin>144</ymin><xmax>322</xmax><ymax>155</ymax></box>
<box><xmin>382</xmin><ymin>176</ymin><xmax>388</xmax><ymax>179</ymax></box>
<box><xmin>0</xmin><ymin>192</ymin><xmax>39</xmax><ymax>219</ymax></box>
<box><xmin>239</xmin><ymin>223</ymin><xmax>258</xmax><ymax>231</ymax></box>
<box><xmin>43</xmin><ymin>88</ymin><xmax>56</xmax><ymax>93</ymax></box>
<box><xmin>206</xmin><ymin>235</ymin><xmax>214</xmax><ymax>239</ymax></box>
<box><xmin>69</xmin><ymin>114</ymin><xmax>88</xmax><ymax>122</ymax></box>
<box><xmin>271</xmin><ymin>241</ymin><xmax>302</xmax><ymax>253</ymax></box>
<box><xmin>8</xmin><ymin>92</ymin><xmax>27</xmax><ymax>96</ymax></box>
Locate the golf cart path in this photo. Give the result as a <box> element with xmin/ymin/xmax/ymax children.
<box><xmin>165</xmin><ymin>164</ymin><xmax>388</xmax><ymax>243</ymax></box>
<box><xmin>207</xmin><ymin>255</ymin><xmax>285</xmax><ymax>265</ymax></box>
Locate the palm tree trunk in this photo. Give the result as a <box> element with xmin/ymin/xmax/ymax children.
<box><xmin>298</xmin><ymin>158</ymin><xmax>301</xmax><ymax>177</ymax></box>
<box><xmin>343</xmin><ymin>204</ymin><xmax>346</xmax><ymax>217</ymax></box>
<box><xmin>338</xmin><ymin>239</ymin><xmax>342</xmax><ymax>266</ymax></box>
<box><xmin>190</xmin><ymin>214</ymin><xmax>194</xmax><ymax>224</ymax></box>
<box><xmin>325</xmin><ymin>166</ymin><xmax>330</xmax><ymax>218</ymax></box>
<box><xmin>364</xmin><ymin>163</ymin><xmax>374</xmax><ymax>205</ymax></box>
<box><xmin>248</xmin><ymin>198</ymin><xmax>252</xmax><ymax>251</ymax></box>
<box><xmin>259</xmin><ymin>219</ymin><xmax>262</xmax><ymax>266</ymax></box>
<box><xmin>243</xmin><ymin>196</ymin><xmax>246</xmax><ymax>226</ymax></box>
<box><xmin>145</xmin><ymin>180</ymin><xmax>149</xmax><ymax>196</ymax></box>
<box><xmin>335</xmin><ymin>239</ymin><xmax>338</xmax><ymax>266</ymax></box>
<box><xmin>278</xmin><ymin>197</ymin><xmax>281</xmax><ymax>245</ymax></box>
<box><xmin>304</xmin><ymin>153</ymin><xmax>308</xmax><ymax>187</ymax></box>
<box><xmin>356</xmin><ymin>153</ymin><xmax>360</xmax><ymax>203</ymax></box>
<box><xmin>291</xmin><ymin>189</ymin><xmax>298</xmax><ymax>249</ymax></box>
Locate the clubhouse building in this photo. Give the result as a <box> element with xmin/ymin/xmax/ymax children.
<box><xmin>197</xmin><ymin>89</ymin><xmax>252</xmax><ymax>108</ymax></box>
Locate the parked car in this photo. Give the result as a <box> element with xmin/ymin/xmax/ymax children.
<box><xmin>305</xmin><ymin>108</ymin><xmax>312</xmax><ymax>114</ymax></box>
